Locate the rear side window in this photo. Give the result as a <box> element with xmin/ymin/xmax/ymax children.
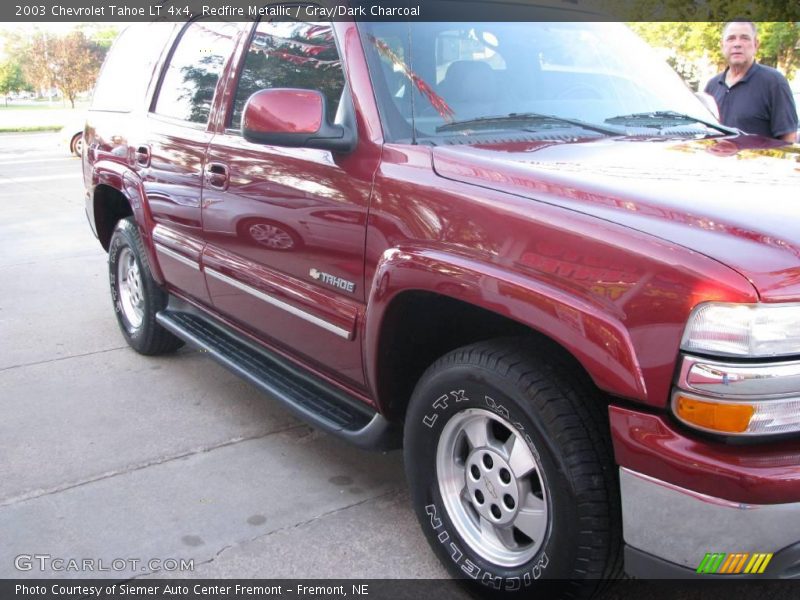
<box><xmin>91</xmin><ymin>24</ymin><xmax>174</xmax><ymax>113</ymax></box>
<box><xmin>229</xmin><ymin>21</ymin><xmax>345</xmax><ymax>129</ymax></box>
<box><xmin>154</xmin><ymin>21</ymin><xmax>239</xmax><ymax>125</ymax></box>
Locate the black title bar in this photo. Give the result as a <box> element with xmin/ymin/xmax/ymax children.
<box><xmin>4</xmin><ymin>0</ymin><xmax>800</xmax><ymax>22</ymax></box>
<box><xmin>5</xmin><ymin>578</ymin><xmax>800</xmax><ymax>600</ymax></box>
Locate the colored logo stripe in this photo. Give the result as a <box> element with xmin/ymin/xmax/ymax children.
<box><xmin>697</xmin><ymin>553</ymin><xmax>725</xmax><ymax>573</ymax></box>
<box><xmin>720</xmin><ymin>553</ymin><xmax>749</xmax><ymax>573</ymax></box>
<box><xmin>697</xmin><ymin>552</ymin><xmax>773</xmax><ymax>574</ymax></box>
<box><xmin>744</xmin><ymin>553</ymin><xmax>773</xmax><ymax>574</ymax></box>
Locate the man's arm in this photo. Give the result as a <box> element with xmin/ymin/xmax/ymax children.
<box><xmin>769</xmin><ymin>75</ymin><xmax>798</xmax><ymax>142</ymax></box>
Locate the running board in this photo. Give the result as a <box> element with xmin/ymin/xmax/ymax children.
<box><xmin>156</xmin><ymin>302</ymin><xmax>399</xmax><ymax>450</ymax></box>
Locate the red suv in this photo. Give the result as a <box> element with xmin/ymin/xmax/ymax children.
<box><xmin>84</xmin><ymin>14</ymin><xmax>800</xmax><ymax>593</ymax></box>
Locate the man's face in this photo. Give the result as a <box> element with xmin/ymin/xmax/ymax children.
<box><xmin>722</xmin><ymin>22</ymin><xmax>759</xmax><ymax>68</ymax></box>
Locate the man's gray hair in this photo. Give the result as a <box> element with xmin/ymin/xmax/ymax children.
<box><xmin>723</xmin><ymin>20</ymin><xmax>758</xmax><ymax>39</ymax></box>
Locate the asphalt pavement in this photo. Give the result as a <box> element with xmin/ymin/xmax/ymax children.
<box><xmin>0</xmin><ymin>132</ymin><xmax>455</xmax><ymax>585</ymax></box>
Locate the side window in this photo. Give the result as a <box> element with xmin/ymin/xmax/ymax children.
<box><xmin>91</xmin><ymin>24</ymin><xmax>175</xmax><ymax>112</ymax></box>
<box><xmin>229</xmin><ymin>21</ymin><xmax>345</xmax><ymax>130</ymax></box>
<box><xmin>154</xmin><ymin>21</ymin><xmax>239</xmax><ymax>125</ymax></box>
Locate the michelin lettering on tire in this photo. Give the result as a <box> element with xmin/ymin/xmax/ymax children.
<box><xmin>424</xmin><ymin>502</ymin><xmax>550</xmax><ymax>589</ymax></box>
<box><xmin>404</xmin><ymin>340</ymin><xmax>620</xmax><ymax>594</ymax></box>
<box><xmin>413</xmin><ymin>385</ymin><xmax>553</xmax><ymax>588</ymax></box>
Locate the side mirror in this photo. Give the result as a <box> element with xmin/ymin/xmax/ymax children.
<box><xmin>242</xmin><ymin>88</ymin><xmax>356</xmax><ymax>153</ymax></box>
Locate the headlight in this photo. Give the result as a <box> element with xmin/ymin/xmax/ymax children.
<box><xmin>681</xmin><ymin>303</ymin><xmax>800</xmax><ymax>358</ymax></box>
<box><xmin>674</xmin><ymin>303</ymin><xmax>800</xmax><ymax>437</ymax></box>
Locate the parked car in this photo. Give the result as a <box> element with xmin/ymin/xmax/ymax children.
<box><xmin>83</xmin><ymin>14</ymin><xmax>800</xmax><ymax>595</ymax></box>
<box><xmin>61</xmin><ymin>114</ymin><xmax>86</xmax><ymax>156</ymax></box>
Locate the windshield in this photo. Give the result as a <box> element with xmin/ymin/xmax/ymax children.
<box><xmin>360</xmin><ymin>22</ymin><xmax>717</xmax><ymax>141</ymax></box>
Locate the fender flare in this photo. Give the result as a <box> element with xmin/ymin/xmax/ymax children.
<box><xmin>363</xmin><ymin>247</ymin><xmax>647</xmax><ymax>405</ymax></box>
<box><xmin>91</xmin><ymin>160</ymin><xmax>165</xmax><ymax>284</ymax></box>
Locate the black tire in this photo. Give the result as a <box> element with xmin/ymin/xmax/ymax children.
<box><xmin>108</xmin><ymin>217</ymin><xmax>183</xmax><ymax>355</ymax></box>
<box><xmin>404</xmin><ymin>339</ymin><xmax>621</xmax><ymax>597</ymax></box>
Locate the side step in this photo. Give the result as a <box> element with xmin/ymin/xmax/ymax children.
<box><xmin>156</xmin><ymin>303</ymin><xmax>399</xmax><ymax>450</ymax></box>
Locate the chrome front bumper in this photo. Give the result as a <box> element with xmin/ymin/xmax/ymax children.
<box><xmin>621</xmin><ymin>467</ymin><xmax>800</xmax><ymax>575</ymax></box>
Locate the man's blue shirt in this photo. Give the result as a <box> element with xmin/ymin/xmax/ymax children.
<box><xmin>705</xmin><ymin>63</ymin><xmax>797</xmax><ymax>139</ymax></box>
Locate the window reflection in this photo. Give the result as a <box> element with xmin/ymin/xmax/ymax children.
<box><xmin>230</xmin><ymin>22</ymin><xmax>345</xmax><ymax>129</ymax></box>
<box><xmin>154</xmin><ymin>22</ymin><xmax>238</xmax><ymax>124</ymax></box>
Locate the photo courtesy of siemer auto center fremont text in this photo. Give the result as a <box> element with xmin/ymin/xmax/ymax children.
<box><xmin>1</xmin><ymin>1</ymin><xmax>799</xmax><ymax>599</ymax></box>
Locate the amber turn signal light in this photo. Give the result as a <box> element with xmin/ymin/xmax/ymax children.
<box><xmin>675</xmin><ymin>395</ymin><xmax>755</xmax><ymax>434</ymax></box>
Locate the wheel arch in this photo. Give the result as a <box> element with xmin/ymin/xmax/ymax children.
<box><xmin>90</xmin><ymin>162</ymin><xmax>165</xmax><ymax>284</ymax></box>
<box><xmin>402</xmin><ymin>335</ymin><xmax>624</xmax><ymax>586</ymax></box>
<box><xmin>93</xmin><ymin>183</ymin><xmax>133</xmax><ymax>251</ymax></box>
<box><xmin>364</xmin><ymin>248</ymin><xmax>646</xmax><ymax>422</ymax></box>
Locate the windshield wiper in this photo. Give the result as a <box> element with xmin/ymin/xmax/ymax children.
<box><xmin>435</xmin><ymin>112</ymin><xmax>622</xmax><ymax>136</ymax></box>
<box><xmin>604</xmin><ymin>111</ymin><xmax>737</xmax><ymax>135</ymax></box>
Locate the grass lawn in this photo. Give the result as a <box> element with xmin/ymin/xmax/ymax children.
<box><xmin>2</xmin><ymin>103</ymin><xmax>60</xmax><ymax>111</ymax></box>
<box><xmin>0</xmin><ymin>104</ymin><xmax>86</xmax><ymax>133</ymax></box>
<box><xmin>0</xmin><ymin>125</ymin><xmax>64</xmax><ymax>132</ymax></box>
<box><xmin>0</xmin><ymin>101</ymin><xmax>89</xmax><ymax>111</ymax></box>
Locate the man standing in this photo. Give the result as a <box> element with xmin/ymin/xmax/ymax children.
<box><xmin>705</xmin><ymin>21</ymin><xmax>797</xmax><ymax>142</ymax></box>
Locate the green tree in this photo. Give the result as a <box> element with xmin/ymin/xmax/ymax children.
<box><xmin>52</xmin><ymin>31</ymin><xmax>104</xmax><ymax>108</ymax></box>
<box><xmin>0</xmin><ymin>58</ymin><xmax>26</xmax><ymax>106</ymax></box>
<box><xmin>608</xmin><ymin>0</ymin><xmax>799</xmax><ymax>21</ymax></box>
<box><xmin>80</xmin><ymin>24</ymin><xmax>120</xmax><ymax>53</ymax></box>
<box><xmin>758</xmin><ymin>22</ymin><xmax>799</xmax><ymax>78</ymax></box>
<box><xmin>628</xmin><ymin>22</ymin><xmax>723</xmax><ymax>64</ymax></box>
<box><xmin>630</xmin><ymin>21</ymin><xmax>799</xmax><ymax>84</ymax></box>
<box><xmin>24</xmin><ymin>30</ymin><xmax>104</xmax><ymax>107</ymax></box>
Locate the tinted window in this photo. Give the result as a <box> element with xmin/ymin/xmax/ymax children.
<box><xmin>229</xmin><ymin>22</ymin><xmax>345</xmax><ymax>129</ymax></box>
<box><xmin>154</xmin><ymin>21</ymin><xmax>239</xmax><ymax>124</ymax></box>
<box><xmin>91</xmin><ymin>24</ymin><xmax>175</xmax><ymax>112</ymax></box>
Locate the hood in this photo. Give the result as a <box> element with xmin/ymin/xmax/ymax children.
<box><xmin>432</xmin><ymin>135</ymin><xmax>800</xmax><ymax>302</ymax></box>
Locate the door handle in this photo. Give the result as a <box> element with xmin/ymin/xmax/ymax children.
<box><xmin>134</xmin><ymin>145</ymin><xmax>151</xmax><ymax>167</ymax></box>
<box><xmin>205</xmin><ymin>162</ymin><xmax>229</xmax><ymax>190</ymax></box>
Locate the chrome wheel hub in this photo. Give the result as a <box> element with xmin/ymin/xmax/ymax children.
<box><xmin>466</xmin><ymin>447</ymin><xmax>521</xmax><ymax>526</ymax></box>
<box><xmin>117</xmin><ymin>247</ymin><xmax>144</xmax><ymax>328</ymax></box>
<box><xmin>436</xmin><ymin>408</ymin><xmax>549</xmax><ymax>567</ymax></box>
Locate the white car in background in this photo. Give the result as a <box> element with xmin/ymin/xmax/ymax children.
<box><xmin>61</xmin><ymin>114</ymin><xmax>86</xmax><ymax>156</ymax></box>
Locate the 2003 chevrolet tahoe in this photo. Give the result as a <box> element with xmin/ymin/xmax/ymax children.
<box><xmin>83</xmin><ymin>9</ymin><xmax>800</xmax><ymax>593</ymax></box>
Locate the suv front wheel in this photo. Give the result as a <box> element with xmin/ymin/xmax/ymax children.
<box><xmin>108</xmin><ymin>217</ymin><xmax>183</xmax><ymax>355</ymax></box>
<box><xmin>404</xmin><ymin>339</ymin><xmax>621</xmax><ymax>595</ymax></box>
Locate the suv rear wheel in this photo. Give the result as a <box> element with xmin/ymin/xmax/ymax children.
<box><xmin>404</xmin><ymin>339</ymin><xmax>621</xmax><ymax>596</ymax></box>
<box><xmin>108</xmin><ymin>217</ymin><xmax>183</xmax><ymax>355</ymax></box>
